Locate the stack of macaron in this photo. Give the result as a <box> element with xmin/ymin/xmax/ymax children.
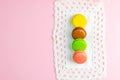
<box><xmin>71</xmin><ymin>14</ymin><xmax>87</xmax><ymax>64</ymax></box>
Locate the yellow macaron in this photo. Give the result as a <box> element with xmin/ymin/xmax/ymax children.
<box><xmin>71</xmin><ymin>14</ymin><xmax>87</xmax><ymax>28</ymax></box>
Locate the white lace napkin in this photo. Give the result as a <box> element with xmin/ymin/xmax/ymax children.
<box><xmin>53</xmin><ymin>0</ymin><xmax>106</xmax><ymax>80</ymax></box>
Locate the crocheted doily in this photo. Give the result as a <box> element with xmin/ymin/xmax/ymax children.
<box><xmin>53</xmin><ymin>0</ymin><xmax>106</xmax><ymax>80</ymax></box>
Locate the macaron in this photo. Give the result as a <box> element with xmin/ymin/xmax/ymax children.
<box><xmin>71</xmin><ymin>14</ymin><xmax>87</xmax><ymax>28</ymax></box>
<box><xmin>72</xmin><ymin>27</ymin><xmax>87</xmax><ymax>39</ymax></box>
<box><xmin>73</xmin><ymin>51</ymin><xmax>87</xmax><ymax>64</ymax></box>
<box><xmin>72</xmin><ymin>38</ymin><xmax>87</xmax><ymax>51</ymax></box>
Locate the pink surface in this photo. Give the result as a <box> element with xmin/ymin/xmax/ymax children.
<box><xmin>0</xmin><ymin>0</ymin><xmax>119</xmax><ymax>80</ymax></box>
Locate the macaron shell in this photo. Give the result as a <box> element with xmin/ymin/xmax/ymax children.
<box><xmin>73</xmin><ymin>51</ymin><xmax>87</xmax><ymax>64</ymax></box>
<box><xmin>71</xmin><ymin>14</ymin><xmax>87</xmax><ymax>28</ymax></box>
<box><xmin>72</xmin><ymin>38</ymin><xmax>87</xmax><ymax>51</ymax></box>
<box><xmin>72</xmin><ymin>27</ymin><xmax>87</xmax><ymax>39</ymax></box>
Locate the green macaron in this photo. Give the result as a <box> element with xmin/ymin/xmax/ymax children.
<box><xmin>72</xmin><ymin>38</ymin><xmax>87</xmax><ymax>51</ymax></box>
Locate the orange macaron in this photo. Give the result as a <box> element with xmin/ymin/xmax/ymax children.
<box><xmin>73</xmin><ymin>51</ymin><xmax>87</xmax><ymax>64</ymax></box>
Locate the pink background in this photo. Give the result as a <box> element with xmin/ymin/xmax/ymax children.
<box><xmin>0</xmin><ymin>0</ymin><xmax>119</xmax><ymax>80</ymax></box>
